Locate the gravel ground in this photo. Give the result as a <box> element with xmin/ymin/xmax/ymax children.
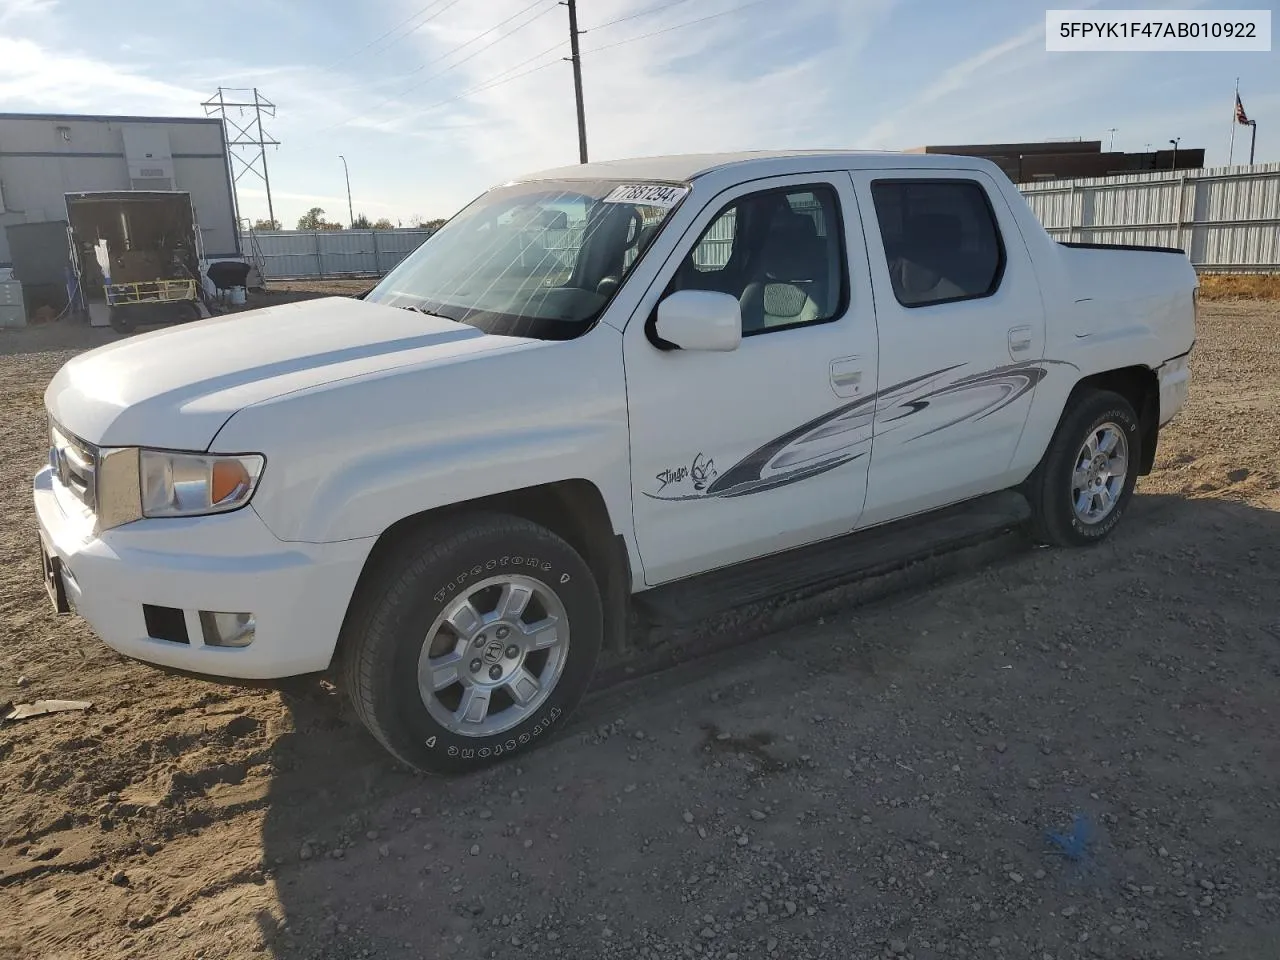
<box><xmin>1</xmin><ymin>301</ymin><xmax>1278</xmax><ymax>960</ymax></box>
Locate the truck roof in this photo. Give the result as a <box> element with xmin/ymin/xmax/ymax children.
<box><xmin>515</xmin><ymin>150</ymin><xmax>1001</xmax><ymax>185</ymax></box>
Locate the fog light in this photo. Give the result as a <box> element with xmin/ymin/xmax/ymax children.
<box><xmin>199</xmin><ymin>611</ymin><xmax>256</xmax><ymax>647</ymax></box>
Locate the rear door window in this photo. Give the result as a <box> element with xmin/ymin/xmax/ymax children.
<box><xmin>869</xmin><ymin>179</ymin><xmax>1005</xmax><ymax>307</ymax></box>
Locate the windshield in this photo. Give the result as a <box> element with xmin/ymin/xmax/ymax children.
<box><xmin>364</xmin><ymin>179</ymin><xmax>689</xmax><ymax>340</ymax></box>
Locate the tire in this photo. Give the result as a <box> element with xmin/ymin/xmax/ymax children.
<box><xmin>1025</xmin><ymin>389</ymin><xmax>1141</xmax><ymax>547</ymax></box>
<box><xmin>339</xmin><ymin>512</ymin><xmax>602</xmax><ymax>774</ymax></box>
<box><xmin>108</xmin><ymin>308</ymin><xmax>135</xmax><ymax>334</ymax></box>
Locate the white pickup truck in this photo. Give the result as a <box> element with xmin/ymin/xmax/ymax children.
<box><xmin>34</xmin><ymin>151</ymin><xmax>1196</xmax><ymax>773</ymax></box>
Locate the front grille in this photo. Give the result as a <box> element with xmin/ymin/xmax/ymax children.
<box><xmin>49</xmin><ymin>416</ymin><xmax>98</xmax><ymax>513</ymax></box>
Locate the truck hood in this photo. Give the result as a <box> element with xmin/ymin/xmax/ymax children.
<box><xmin>45</xmin><ymin>297</ymin><xmax>531</xmax><ymax>449</ymax></box>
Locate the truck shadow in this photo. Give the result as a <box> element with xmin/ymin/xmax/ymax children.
<box><xmin>251</xmin><ymin>490</ymin><xmax>1280</xmax><ymax>959</ymax></box>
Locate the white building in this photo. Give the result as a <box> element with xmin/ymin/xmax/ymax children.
<box><xmin>0</xmin><ymin>112</ymin><xmax>240</xmax><ymax>303</ymax></box>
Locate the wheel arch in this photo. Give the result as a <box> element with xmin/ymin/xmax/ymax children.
<box><xmin>332</xmin><ymin>479</ymin><xmax>633</xmax><ymax>671</ymax></box>
<box><xmin>1067</xmin><ymin>366</ymin><xmax>1160</xmax><ymax>475</ymax></box>
<box><xmin>1026</xmin><ymin>364</ymin><xmax>1160</xmax><ymax>483</ymax></box>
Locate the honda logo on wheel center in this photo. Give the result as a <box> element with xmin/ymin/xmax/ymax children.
<box><xmin>483</xmin><ymin>640</ymin><xmax>505</xmax><ymax>664</ymax></box>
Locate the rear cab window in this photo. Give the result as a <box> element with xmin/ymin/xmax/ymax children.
<box><xmin>869</xmin><ymin>179</ymin><xmax>1005</xmax><ymax>307</ymax></box>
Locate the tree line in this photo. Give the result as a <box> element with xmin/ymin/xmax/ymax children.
<box><xmin>250</xmin><ymin>209</ymin><xmax>448</xmax><ymax>232</ymax></box>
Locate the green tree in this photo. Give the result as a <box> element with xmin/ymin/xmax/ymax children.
<box><xmin>296</xmin><ymin>207</ymin><xmax>327</xmax><ymax>230</ymax></box>
<box><xmin>316</xmin><ymin>221</ymin><xmax>344</xmax><ymax>231</ymax></box>
<box><xmin>351</xmin><ymin>213</ymin><xmax>372</xmax><ymax>229</ymax></box>
<box><xmin>251</xmin><ymin>218</ymin><xmax>281</xmax><ymax>231</ymax></box>
<box><xmin>420</xmin><ymin>218</ymin><xmax>447</xmax><ymax>231</ymax></box>
<box><xmin>372</xmin><ymin>217</ymin><xmax>395</xmax><ymax>230</ymax></box>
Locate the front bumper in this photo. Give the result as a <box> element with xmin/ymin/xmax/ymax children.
<box><xmin>33</xmin><ymin>465</ymin><xmax>376</xmax><ymax>680</ymax></box>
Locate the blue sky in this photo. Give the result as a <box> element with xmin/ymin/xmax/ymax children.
<box><xmin>1</xmin><ymin>0</ymin><xmax>1274</xmax><ymax>228</ymax></box>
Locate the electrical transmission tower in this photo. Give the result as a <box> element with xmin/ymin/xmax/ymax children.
<box><xmin>202</xmin><ymin>87</ymin><xmax>280</xmax><ymax>228</ymax></box>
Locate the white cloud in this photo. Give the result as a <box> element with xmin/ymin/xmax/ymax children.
<box><xmin>342</xmin><ymin>0</ymin><xmax>896</xmax><ymax>178</ymax></box>
<box><xmin>0</xmin><ymin>35</ymin><xmax>206</xmax><ymax>111</ymax></box>
<box><xmin>0</xmin><ymin>0</ymin><xmax>55</xmax><ymax>27</ymax></box>
<box><xmin>1</xmin><ymin>0</ymin><xmax>1267</xmax><ymax>227</ymax></box>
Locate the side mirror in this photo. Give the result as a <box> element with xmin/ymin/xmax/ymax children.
<box><xmin>654</xmin><ymin>290</ymin><xmax>741</xmax><ymax>352</ymax></box>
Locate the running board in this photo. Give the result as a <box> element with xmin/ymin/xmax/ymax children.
<box><xmin>633</xmin><ymin>491</ymin><xmax>1030</xmax><ymax>626</ymax></box>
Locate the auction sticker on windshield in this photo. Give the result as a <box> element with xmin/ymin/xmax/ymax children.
<box><xmin>602</xmin><ymin>184</ymin><xmax>689</xmax><ymax>208</ymax></box>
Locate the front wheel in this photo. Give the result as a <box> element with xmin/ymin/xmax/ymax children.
<box><xmin>1025</xmin><ymin>389</ymin><xmax>1141</xmax><ymax>547</ymax></box>
<box><xmin>340</xmin><ymin>513</ymin><xmax>602</xmax><ymax>774</ymax></box>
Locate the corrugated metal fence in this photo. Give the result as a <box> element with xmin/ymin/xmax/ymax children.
<box><xmin>245</xmin><ymin>166</ymin><xmax>1280</xmax><ymax>280</ymax></box>
<box><xmin>1017</xmin><ymin>162</ymin><xmax>1280</xmax><ymax>272</ymax></box>
<box><xmin>241</xmin><ymin>228</ymin><xmax>436</xmax><ymax>279</ymax></box>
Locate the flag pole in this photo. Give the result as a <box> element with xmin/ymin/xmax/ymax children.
<box><xmin>1228</xmin><ymin>77</ymin><xmax>1238</xmax><ymax>166</ymax></box>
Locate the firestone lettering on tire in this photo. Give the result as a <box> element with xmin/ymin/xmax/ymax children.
<box><xmin>435</xmin><ymin>556</ymin><xmax>557</xmax><ymax>602</ymax></box>
<box><xmin>443</xmin><ymin>707</ymin><xmax>563</xmax><ymax>761</ymax></box>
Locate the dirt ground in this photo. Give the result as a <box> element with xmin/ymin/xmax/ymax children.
<box><xmin>1</xmin><ymin>301</ymin><xmax>1278</xmax><ymax>960</ymax></box>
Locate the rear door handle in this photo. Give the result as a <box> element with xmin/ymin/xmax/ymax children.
<box><xmin>1007</xmin><ymin>324</ymin><xmax>1033</xmax><ymax>356</ymax></box>
<box><xmin>830</xmin><ymin>357</ymin><xmax>862</xmax><ymax>398</ymax></box>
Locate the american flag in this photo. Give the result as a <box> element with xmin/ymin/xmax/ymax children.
<box><xmin>1234</xmin><ymin>93</ymin><xmax>1251</xmax><ymax>125</ymax></box>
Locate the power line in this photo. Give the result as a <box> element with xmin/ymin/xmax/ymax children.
<box><xmin>582</xmin><ymin>0</ymin><xmax>697</xmax><ymax>33</ymax></box>
<box><xmin>399</xmin><ymin>0</ymin><xmax>554</xmax><ymax>82</ymax></box>
<box><xmin>345</xmin><ymin>0</ymin><xmax>768</xmax><ymax>135</ymax></box>
<box><xmin>321</xmin><ymin>0</ymin><xmax>461</xmax><ymax>69</ymax></box>
<box><xmin>324</xmin><ymin>1</ymin><xmax>560</xmax><ymax>134</ymax></box>
<box><xmin>583</xmin><ymin>0</ymin><xmax>769</xmax><ymax>56</ymax></box>
<box><xmin>382</xmin><ymin>43</ymin><xmax>568</xmax><ymax>125</ymax></box>
<box><xmin>386</xmin><ymin>1</ymin><xmax>561</xmax><ymax>103</ymax></box>
<box><xmin>372</xmin><ymin>0</ymin><xmax>468</xmax><ymax>57</ymax></box>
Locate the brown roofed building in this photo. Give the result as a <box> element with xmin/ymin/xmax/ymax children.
<box><xmin>905</xmin><ymin>140</ymin><xmax>1205</xmax><ymax>182</ymax></box>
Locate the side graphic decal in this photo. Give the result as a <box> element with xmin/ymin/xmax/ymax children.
<box><xmin>643</xmin><ymin>359</ymin><xmax>1075</xmax><ymax>502</ymax></box>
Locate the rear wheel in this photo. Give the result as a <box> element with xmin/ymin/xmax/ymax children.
<box><xmin>1026</xmin><ymin>389</ymin><xmax>1141</xmax><ymax>547</ymax></box>
<box><xmin>340</xmin><ymin>513</ymin><xmax>602</xmax><ymax>774</ymax></box>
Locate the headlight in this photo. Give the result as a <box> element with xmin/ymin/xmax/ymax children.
<box><xmin>95</xmin><ymin>448</ymin><xmax>265</xmax><ymax>530</ymax></box>
<box><xmin>139</xmin><ymin>450</ymin><xmax>265</xmax><ymax>518</ymax></box>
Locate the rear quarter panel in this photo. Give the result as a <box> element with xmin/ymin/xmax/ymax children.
<box><xmin>1006</xmin><ymin>213</ymin><xmax>1197</xmax><ymax>475</ymax></box>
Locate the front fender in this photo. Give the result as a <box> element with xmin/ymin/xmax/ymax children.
<box><xmin>275</xmin><ymin>419</ymin><xmax>629</xmax><ymax>542</ymax></box>
<box><xmin>212</xmin><ymin>328</ymin><xmax>633</xmax><ymax>544</ymax></box>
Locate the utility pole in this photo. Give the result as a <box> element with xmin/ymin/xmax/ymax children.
<box><xmin>339</xmin><ymin>155</ymin><xmax>354</xmax><ymax>227</ymax></box>
<box><xmin>1106</xmin><ymin>128</ymin><xmax>1117</xmax><ymax>151</ymax></box>
<box><xmin>563</xmin><ymin>0</ymin><xmax>588</xmax><ymax>164</ymax></box>
<box><xmin>202</xmin><ymin>87</ymin><xmax>280</xmax><ymax>228</ymax></box>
